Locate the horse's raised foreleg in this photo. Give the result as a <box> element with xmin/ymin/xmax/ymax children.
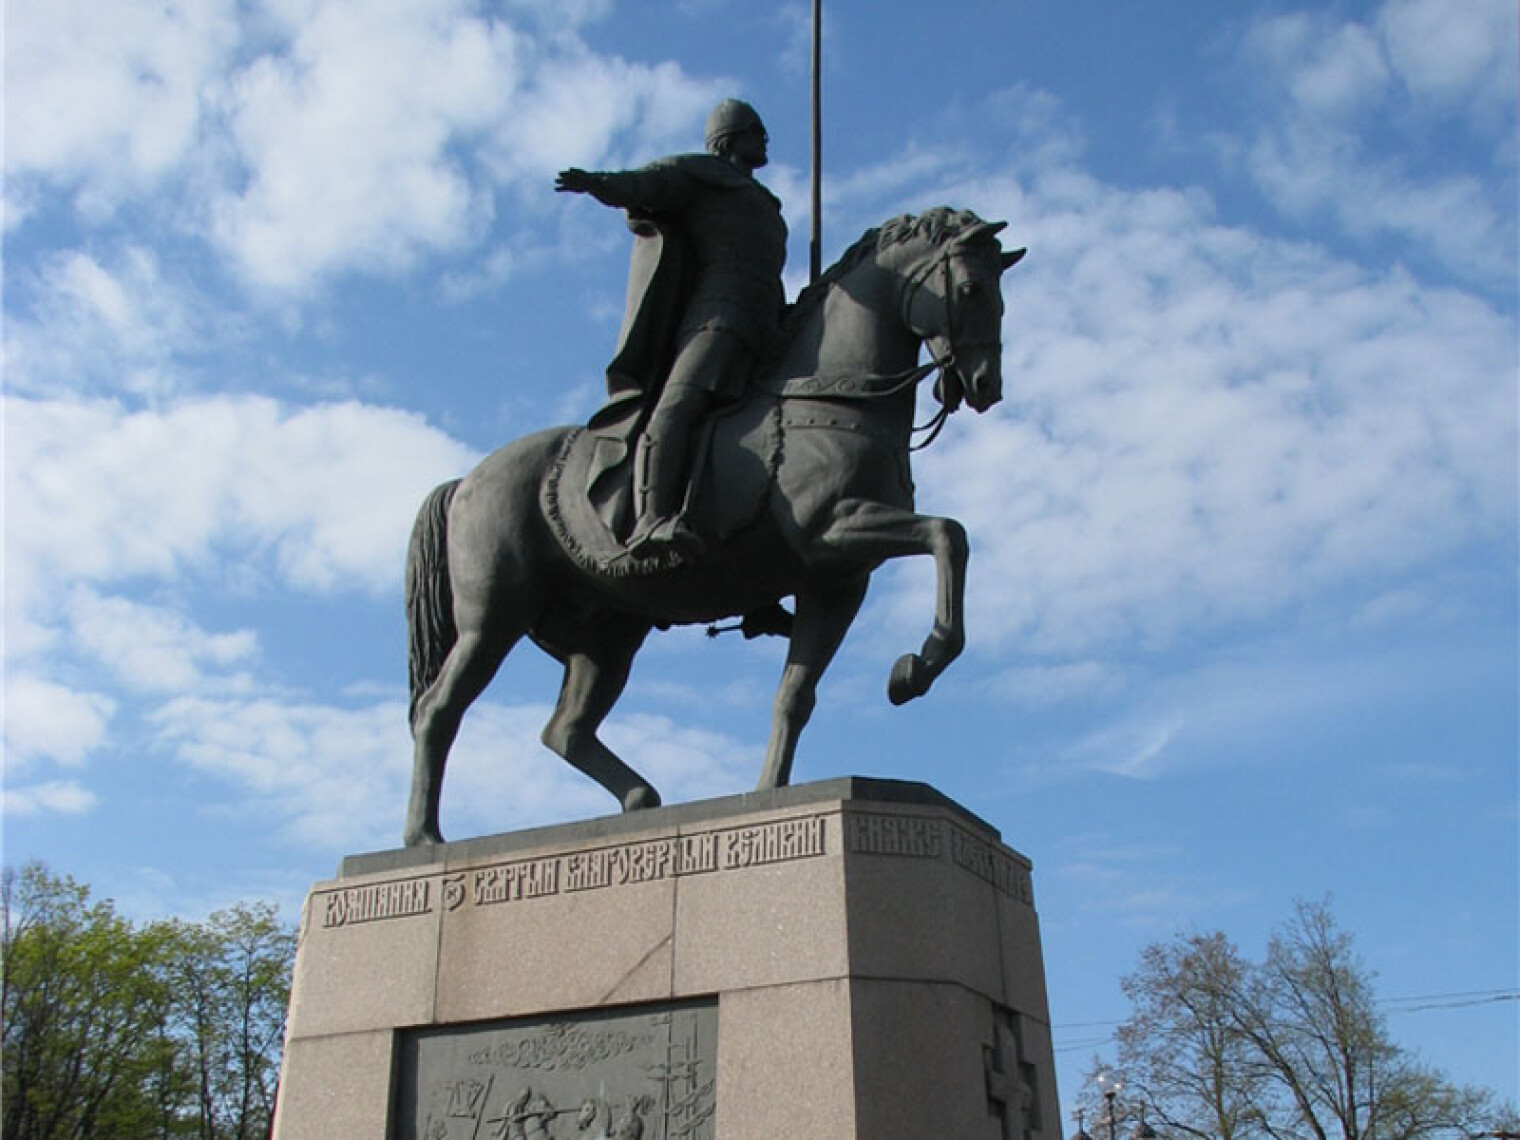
<box><xmin>405</xmin><ymin>624</ymin><xmax>520</xmax><ymax>846</ymax></box>
<box><xmin>814</xmin><ymin>499</ymin><xmax>968</xmax><ymax>706</ymax></box>
<box><xmin>758</xmin><ymin>579</ymin><xmax>869</xmax><ymax>790</ymax></box>
<box><xmin>541</xmin><ymin>619</ymin><xmax>661</xmax><ymax>812</ymax></box>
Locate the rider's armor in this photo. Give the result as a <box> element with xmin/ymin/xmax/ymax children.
<box><xmin>578</xmin><ymin>153</ymin><xmax>788</xmax><ymax>392</ymax></box>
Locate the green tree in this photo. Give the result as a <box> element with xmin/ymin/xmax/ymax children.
<box><xmin>1</xmin><ymin>864</ymin><xmax>178</xmax><ymax>1139</ymax></box>
<box><xmin>1089</xmin><ymin>900</ymin><xmax>1514</xmax><ymax>1140</ymax></box>
<box><xmin>1</xmin><ymin>863</ymin><xmax>296</xmax><ymax>1140</ymax></box>
<box><xmin>1114</xmin><ymin>931</ymin><xmax>1265</xmax><ymax>1140</ymax></box>
<box><xmin>167</xmin><ymin>903</ymin><xmax>294</xmax><ymax>1140</ymax></box>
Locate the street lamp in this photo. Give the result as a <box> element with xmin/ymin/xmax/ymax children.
<box><xmin>1096</xmin><ymin>1070</ymin><xmax>1124</xmax><ymax>1140</ymax></box>
<box><xmin>1068</xmin><ymin>1070</ymin><xmax>1157</xmax><ymax>1140</ymax></box>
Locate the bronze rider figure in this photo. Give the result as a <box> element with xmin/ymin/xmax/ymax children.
<box><xmin>555</xmin><ymin>98</ymin><xmax>788</xmax><ymax>558</ymax></box>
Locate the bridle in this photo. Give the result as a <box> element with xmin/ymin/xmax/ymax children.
<box><xmin>762</xmin><ymin>233</ymin><xmax>999</xmax><ymax>450</ymax></box>
<box><xmin>900</xmin><ymin>238</ymin><xmax>1000</xmax><ymax>449</ymax></box>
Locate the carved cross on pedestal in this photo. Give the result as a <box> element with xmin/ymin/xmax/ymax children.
<box><xmin>986</xmin><ymin>1009</ymin><xmax>1040</xmax><ymax>1140</ymax></box>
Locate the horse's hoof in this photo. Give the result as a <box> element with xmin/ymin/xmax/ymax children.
<box><xmin>623</xmin><ymin>785</ymin><xmax>662</xmax><ymax>812</ymax></box>
<box><xmin>888</xmin><ymin>653</ymin><xmax>930</xmax><ymax>706</ymax></box>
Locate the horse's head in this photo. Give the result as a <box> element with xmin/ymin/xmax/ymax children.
<box><xmin>899</xmin><ymin>212</ymin><xmax>1025</xmax><ymax>414</ymax></box>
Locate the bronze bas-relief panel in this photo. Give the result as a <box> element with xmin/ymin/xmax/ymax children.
<box><xmin>395</xmin><ymin>1002</ymin><xmax>717</xmax><ymax>1140</ymax></box>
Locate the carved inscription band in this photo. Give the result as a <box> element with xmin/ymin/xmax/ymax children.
<box><xmin>323</xmin><ymin>877</ymin><xmax>432</xmax><ymax>928</ymax></box>
<box><xmin>844</xmin><ymin>811</ymin><xmax>1034</xmax><ymax>905</ymax></box>
<box><xmin>321</xmin><ymin>814</ymin><xmax>827</xmax><ymax>929</ymax></box>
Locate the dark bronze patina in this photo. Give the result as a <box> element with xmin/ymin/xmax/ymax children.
<box><xmin>403</xmin><ymin>102</ymin><xmax>1023</xmax><ymax>845</ymax></box>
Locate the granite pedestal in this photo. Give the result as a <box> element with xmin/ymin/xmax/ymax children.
<box><xmin>271</xmin><ymin>778</ymin><xmax>1062</xmax><ymax>1139</ymax></box>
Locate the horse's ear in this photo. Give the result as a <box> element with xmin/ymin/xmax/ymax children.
<box><xmin>1001</xmin><ymin>247</ymin><xmax>1027</xmax><ymax>272</ymax></box>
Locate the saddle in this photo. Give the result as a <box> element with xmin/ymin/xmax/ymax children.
<box><xmin>543</xmin><ymin>394</ymin><xmax>783</xmax><ymax>578</ymax></box>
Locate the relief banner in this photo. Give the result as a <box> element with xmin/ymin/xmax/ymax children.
<box><xmin>396</xmin><ymin>1002</ymin><xmax>718</xmax><ymax>1140</ymax></box>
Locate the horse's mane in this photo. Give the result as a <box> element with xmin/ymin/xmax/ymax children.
<box><xmin>781</xmin><ymin>206</ymin><xmax>991</xmax><ymax>343</ymax></box>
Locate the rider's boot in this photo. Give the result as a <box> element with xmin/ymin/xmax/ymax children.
<box><xmin>627</xmin><ymin>433</ymin><xmax>704</xmax><ymax>559</ymax></box>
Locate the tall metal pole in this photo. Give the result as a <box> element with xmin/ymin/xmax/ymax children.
<box><xmin>809</xmin><ymin>0</ymin><xmax>823</xmax><ymax>284</ymax></box>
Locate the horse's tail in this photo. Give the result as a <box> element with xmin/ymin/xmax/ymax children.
<box><xmin>406</xmin><ymin>479</ymin><xmax>461</xmax><ymax>729</ymax></box>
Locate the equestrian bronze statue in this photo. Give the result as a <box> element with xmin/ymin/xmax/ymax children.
<box><xmin>403</xmin><ymin>204</ymin><xmax>1024</xmax><ymax>846</ymax></box>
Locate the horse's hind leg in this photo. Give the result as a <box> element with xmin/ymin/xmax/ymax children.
<box><xmin>758</xmin><ymin>578</ymin><xmax>868</xmax><ymax>790</ymax></box>
<box><xmin>541</xmin><ymin>618</ymin><xmax>661</xmax><ymax>812</ymax></box>
<box><xmin>406</xmin><ymin>623</ymin><xmax>520</xmax><ymax>846</ymax></box>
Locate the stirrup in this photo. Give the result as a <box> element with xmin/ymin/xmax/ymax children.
<box><xmin>628</xmin><ymin>515</ymin><xmax>705</xmax><ymax>560</ymax></box>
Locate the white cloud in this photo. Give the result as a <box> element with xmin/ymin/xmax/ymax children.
<box><xmin>984</xmin><ymin>660</ymin><xmax>1127</xmax><ymax>707</ymax></box>
<box><xmin>5</xmin><ymin>247</ymin><xmax>213</xmax><ymax>399</ymax></box>
<box><xmin>1243</xmin><ymin>131</ymin><xmax>1509</xmax><ymax>283</ymax></box>
<box><xmin>1376</xmin><ymin>0</ymin><xmax>1518</xmax><ymax>116</ymax></box>
<box><xmin>1002</xmin><ymin>625</ymin><xmax>1508</xmax><ymax>792</ymax></box>
<box><xmin>5</xmin><ymin>0</ymin><xmax>239</xmax><ymax>216</ymax></box>
<box><xmin>502</xmin><ymin>0</ymin><xmax>615</xmax><ymax>29</ymax></box>
<box><xmin>3</xmin><ymin>675</ymin><xmax>117</xmax><ymax>771</ymax></box>
<box><xmin>1047</xmin><ymin>834</ymin><xmax>1253</xmax><ymax>933</ymax></box>
<box><xmin>65</xmin><ymin>589</ymin><xmax>259</xmax><ymax>695</ymax></box>
<box><xmin>148</xmin><ymin>690</ymin><xmax>753</xmax><ymax>851</ymax></box>
<box><xmin>825</xmin><ymin>143</ymin><xmax>975</xmax><ymax>215</ymax></box>
<box><xmin>208</xmin><ymin>0</ymin><xmax>724</xmax><ymax>293</ymax></box>
<box><xmin>2</xmin><ymin>780</ymin><xmax>100</xmax><ymax>818</ymax></box>
<box><xmin>8</xmin><ymin>0</ymin><xmax>721</xmax><ymax>297</ymax></box>
<box><xmin>1049</xmin><ymin>711</ymin><xmax>1187</xmax><ymax>782</ymax></box>
<box><xmin>1231</xmin><ymin>1</ymin><xmax>1517</xmax><ymax>286</ymax></box>
<box><xmin>5</xmin><ymin>395</ymin><xmax>479</xmax><ymax>623</ymax></box>
<box><xmin>1248</xmin><ymin>14</ymin><xmax>1391</xmax><ymax>120</ymax></box>
<box><xmin>222</xmin><ymin>399</ymin><xmax>481</xmax><ymax>591</ymax></box>
<box><xmin>1246</xmin><ymin>0</ymin><xmax>1518</xmax><ymax>124</ymax></box>
<box><xmin>152</xmin><ymin>694</ymin><xmax>411</xmax><ymax>850</ymax></box>
<box><xmin>446</xmin><ymin>702</ymin><xmax>753</xmax><ymax>836</ymax></box>
<box><xmin>214</xmin><ymin>0</ymin><xmax>519</xmax><ymax>292</ymax></box>
<box><xmin>482</xmin><ymin>48</ymin><xmax>725</xmax><ymax>179</ymax></box>
<box><xmin>604</xmin><ymin>712</ymin><xmax>753</xmax><ymax>801</ymax></box>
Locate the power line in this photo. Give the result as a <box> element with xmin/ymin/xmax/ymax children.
<box><xmin>1384</xmin><ymin>991</ymin><xmax>1518</xmax><ymax>1014</ymax></box>
<box><xmin>1056</xmin><ymin>1018</ymin><xmax>1125</xmax><ymax>1030</ymax></box>
<box><xmin>1053</xmin><ymin>987</ymin><xmax>1517</xmax><ymax>1028</ymax></box>
<box><xmin>1055</xmin><ymin>1035</ymin><xmax>1117</xmax><ymax>1056</ymax></box>
<box><xmin>1383</xmin><ymin>988</ymin><xmax>1517</xmax><ymax>1002</ymax></box>
<box><xmin>1051</xmin><ymin>988</ymin><xmax>1518</xmax><ymax>1051</ymax></box>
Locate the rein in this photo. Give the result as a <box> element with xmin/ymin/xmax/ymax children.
<box><xmin>765</xmin><ymin>235</ymin><xmax>991</xmax><ymax>451</ymax></box>
<box><xmin>765</xmin><ymin>355</ymin><xmax>955</xmax><ymax>450</ymax></box>
<box><xmin>912</xmin><ymin>400</ymin><xmax>954</xmax><ymax>451</ymax></box>
<box><xmin>766</xmin><ymin>356</ymin><xmax>942</xmax><ymax>401</ymax></box>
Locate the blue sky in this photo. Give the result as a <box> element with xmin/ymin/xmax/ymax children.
<box><xmin>5</xmin><ymin>0</ymin><xmax>1516</xmax><ymax>1114</ymax></box>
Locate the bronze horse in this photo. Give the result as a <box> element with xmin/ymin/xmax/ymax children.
<box><xmin>404</xmin><ymin>208</ymin><xmax>1023</xmax><ymax>845</ymax></box>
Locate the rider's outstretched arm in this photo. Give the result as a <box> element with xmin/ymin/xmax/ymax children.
<box><xmin>555</xmin><ymin>160</ymin><xmax>696</xmax><ymax>213</ymax></box>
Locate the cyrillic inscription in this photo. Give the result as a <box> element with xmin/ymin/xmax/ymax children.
<box><xmin>563</xmin><ymin>831</ymin><xmax>718</xmax><ymax>893</ymax></box>
<box><xmin>949</xmin><ymin>826</ymin><xmax>1033</xmax><ymax>904</ymax></box>
<box><xmin>846</xmin><ymin>811</ymin><xmax>1034</xmax><ymax>906</ymax></box>
<box><xmin>322</xmin><ymin>878</ymin><xmax>432</xmax><ymax>927</ymax></box>
<box><xmin>473</xmin><ymin>858</ymin><xmax>560</xmax><ymax>906</ymax></box>
<box><xmin>722</xmin><ymin>815</ymin><xmax>826</xmax><ymax>868</ymax></box>
<box><xmin>322</xmin><ymin>815</ymin><xmax>829</xmax><ymax>932</ymax></box>
<box><xmin>846</xmin><ymin>812</ymin><xmax>944</xmax><ymax>858</ymax></box>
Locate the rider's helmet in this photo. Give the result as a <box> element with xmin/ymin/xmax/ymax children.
<box><xmin>704</xmin><ymin>98</ymin><xmax>766</xmax><ymax>152</ymax></box>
